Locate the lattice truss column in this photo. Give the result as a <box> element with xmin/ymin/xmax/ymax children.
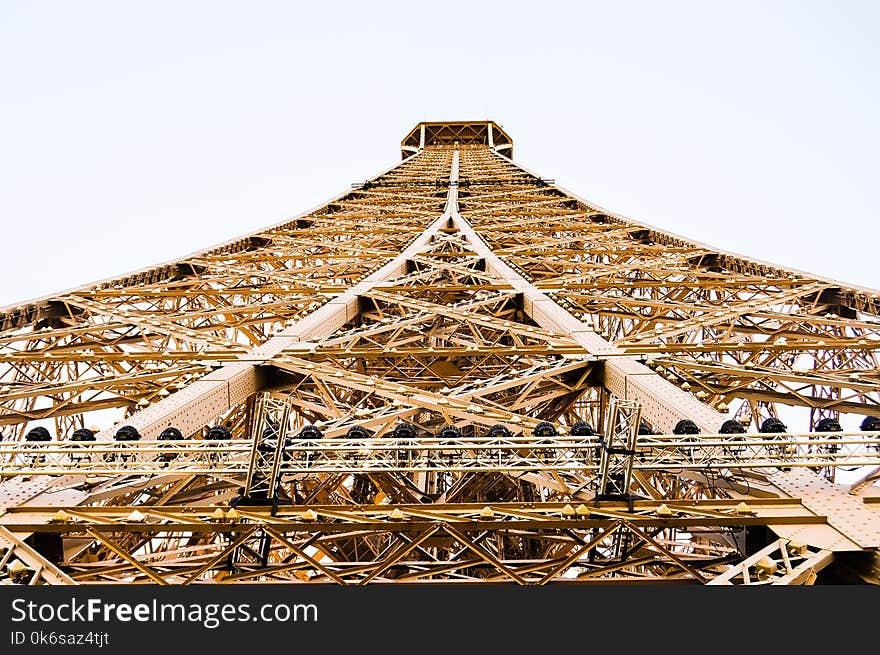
<box><xmin>1</xmin><ymin>122</ymin><xmax>879</xmax><ymax>586</ymax></box>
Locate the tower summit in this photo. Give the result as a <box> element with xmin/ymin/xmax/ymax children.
<box><xmin>401</xmin><ymin>120</ymin><xmax>512</xmax><ymax>159</ymax></box>
<box><xmin>1</xmin><ymin>121</ymin><xmax>879</xmax><ymax>585</ymax></box>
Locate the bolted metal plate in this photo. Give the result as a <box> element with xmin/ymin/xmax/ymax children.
<box><xmin>771</xmin><ymin>468</ymin><xmax>880</xmax><ymax>549</ymax></box>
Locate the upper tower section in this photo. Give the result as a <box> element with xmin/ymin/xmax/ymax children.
<box><xmin>401</xmin><ymin>121</ymin><xmax>513</xmax><ymax>160</ymax></box>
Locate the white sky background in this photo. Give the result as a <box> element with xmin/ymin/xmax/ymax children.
<box><xmin>1</xmin><ymin>0</ymin><xmax>877</xmax><ymax>307</ymax></box>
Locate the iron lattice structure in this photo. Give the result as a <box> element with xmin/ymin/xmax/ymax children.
<box><xmin>1</xmin><ymin>121</ymin><xmax>879</xmax><ymax>586</ymax></box>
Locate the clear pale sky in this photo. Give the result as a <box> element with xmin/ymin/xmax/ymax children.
<box><xmin>1</xmin><ymin>1</ymin><xmax>878</xmax><ymax>307</ymax></box>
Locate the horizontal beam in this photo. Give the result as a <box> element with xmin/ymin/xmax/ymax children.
<box><xmin>2</xmin><ymin>433</ymin><xmax>879</xmax><ymax>476</ymax></box>
<box><xmin>0</xmin><ymin>498</ymin><xmax>821</xmax><ymax>533</ymax></box>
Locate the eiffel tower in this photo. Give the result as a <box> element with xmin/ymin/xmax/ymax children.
<box><xmin>1</xmin><ymin>121</ymin><xmax>878</xmax><ymax>585</ymax></box>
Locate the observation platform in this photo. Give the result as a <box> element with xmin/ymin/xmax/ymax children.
<box><xmin>401</xmin><ymin>120</ymin><xmax>513</xmax><ymax>159</ymax></box>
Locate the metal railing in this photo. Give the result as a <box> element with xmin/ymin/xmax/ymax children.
<box><xmin>1</xmin><ymin>432</ymin><xmax>879</xmax><ymax>476</ymax></box>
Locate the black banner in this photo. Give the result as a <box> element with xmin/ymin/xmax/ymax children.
<box><xmin>0</xmin><ymin>584</ymin><xmax>872</xmax><ymax>651</ymax></box>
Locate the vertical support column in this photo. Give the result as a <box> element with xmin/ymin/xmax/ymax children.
<box><xmin>419</xmin><ymin>124</ymin><xmax>426</xmax><ymax>149</ymax></box>
<box><xmin>243</xmin><ymin>395</ymin><xmax>293</xmax><ymax>502</ymax></box>
<box><xmin>487</xmin><ymin>123</ymin><xmax>495</xmax><ymax>149</ymax></box>
<box><xmin>597</xmin><ymin>398</ymin><xmax>640</xmax><ymax>501</ymax></box>
<box><xmin>413</xmin><ymin>149</ymin><xmax>459</xmax><ymax>499</ymax></box>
